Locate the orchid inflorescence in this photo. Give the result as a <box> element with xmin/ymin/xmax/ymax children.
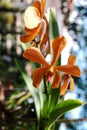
<box><xmin>20</xmin><ymin>0</ymin><xmax>81</xmax><ymax>95</ymax></box>
<box><xmin>19</xmin><ymin>0</ymin><xmax>83</xmax><ymax>129</ymax></box>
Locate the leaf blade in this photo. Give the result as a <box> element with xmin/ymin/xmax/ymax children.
<box><xmin>47</xmin><ymin>99</ymin><xmax>84</xmax><ymax>128</ymax></box>
<box><xmin>15</xmin><ymin>58</ymin><xmax>41</xmax><ymax>120</ymax></box>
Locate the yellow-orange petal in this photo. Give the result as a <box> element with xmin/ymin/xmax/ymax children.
<box><xmin>20</xmin><ymin>23</ymin><xmax>41</xmax><ymax>43</ymax></box>
<box><xmin>24</xmin><ymin>6</ymin><xmax>41</xmax><ymax>29</ymax></box>
<box><xmin>23</xmin><ymin>47</ymin><xmax>48</xmax><ymax>66</ymax></box>
<box><xmin>68</xmin><ymin>55</ymin><xmax>76</xmax><ymax>65</ymax></box>
<box><xmin>60</xmin><ymin>77</ymin><xmax>69</xmax><ymax>95</ymax></box>
<box><xmin>40</xmin><ymin>0</ymin><xmax>46</xmax><ymax>17</ymax></box>
<box><xmin>24</xmin><ymin>27</ymin><xmax>32</xmax><ymax>34</ymax></box>
<box><xmin>70</xmin><ymin>76</ymin><xmax>74</xmax><ymax>91</ymax></box>
<box><xmin>51</xmin><ymin>36</ymin><xmax>66</xmax><ymax>66</ymax></box>
<box><xmin>52</xmin><ymin>70</ymin><xmax>61</xmax><ymax>89</ymax></box>
<box><xmin>55</xmin><ymin>65</ymin><xmax>81</xmax><ymax>77</ymax></box>
<box><xmin>33</xmin><ymin>0</ymin><xmax>41</xmax><ymax>14</ymax></box>
<box><xmin>20</xmin><ymin>34</ymin><xmax>32</xmax><ymax>43</ymax></box>
<box><xmin>39</xmin><ymin>16</ymin><xmax>48</xmax><ymax>40</ymax></box>
<box><xmin>40</xmin><ymin>16</ymin><xmax>50</xmax><ymax>54</ymax></box>
<box><xmin>33</xmin><ymin>66</ymin><xmax>49</xmax><ymax>87</ymax></box>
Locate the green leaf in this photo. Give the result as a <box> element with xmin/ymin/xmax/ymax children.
<box><xmin>47</xmin><ymin>99</ymin><xmax>84</xmax><ymax>128</ymax></box>
<box><xmin>16</xmin><ymin>92</ymin><xmax>31</xmax><ymax>106</ymax></box>
<box><xmin>48</xmin><ymin>87</ymin><xmax>60</xmax><ymax>112</ymax></box>
<box><xmin>49</xmin><ymin>9</ymin><xmax>60</xmax><ymax>41</ymax></box>
<box><xmin>41</xmin><ymin>94</ymin><xmax>48</xmax><ymax>118</ymax></box>
<box><xmin>15</xmin><ymin>58</ymin><xmax>41</xmax><ymax>121</ymax></box>
<box><xmin>49</xmin><ymin>9</ymin><xmax>61</xmax><ymax>66</ymax></box>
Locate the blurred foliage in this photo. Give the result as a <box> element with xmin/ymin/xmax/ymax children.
<box><xmin>0</xmin><ymin>0</ymin><xmax>35</xmax><ymax>125</ymax></box>
<box><xmin>0</xmin><ymin>0</ymin><xmax>13</xmax><ymax>8</ymax></box>
<box><xmin>0</xmin><ymin>0</ymin><xmax>14</xmax><ymax>31</ymax></box>
<box><xmin>0</xmin><ymin>12</ymin><xmax>14</xmax><ymax>30</ymax></box>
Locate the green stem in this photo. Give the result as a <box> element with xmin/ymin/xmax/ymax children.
<box><xmin>43</xmin><ymin>75</ymin><xmax>49</xmax><ymax>99</ymax></box>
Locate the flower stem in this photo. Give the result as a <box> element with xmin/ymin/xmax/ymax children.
<box><xmin>43</xmin><ymin>75</ymin><xmax>49</xmax><ymax>99</ymax></box>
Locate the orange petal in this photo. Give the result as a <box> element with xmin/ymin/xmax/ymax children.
<box><xmin>33</xmin><ymin>0</ymin><xmax>41</xmax><ymax>13</ymax></box>
<box><xmin>39</xmin><ymin>16</ymin><xmax>48</xmax><ymax>40</ymax></box>
<box><xmin>68</xmin><ymin>55</ymin><xmax>76</xmax><ymax>65</ymax></box>
<box><xmin>70</xmin><ymin>77</ymin><xmax>74</xmax><ymax>91</ymax></box>
<box><xmin>20</xmin><ymin>23</ymin><xmax>41</xmax><ymax>43</ymax></box>
<box><xmin>24</xmin><ymin>27</ymin><xmax>32</xmax><ymax>34</ymax></box>
<box><xmin>20</xmin><ymin>34</ymin><xmax>33</xmax><ymax>43</ymax></box>
<box><xmin>60</xmin><ymin>77</ymin><xmax>69</xmax><ymax>95</ymax></box>
<box><xmin>40</xmin><ymin>16</ymin><xmax>50</xmax><ymax>55</ymax></box>
<box><xmin>55</xmin><ymin>65</ymin><xmax>81</xmax><ymax>77</ymax></box>
<box><xmin>32</xmin><ymin>0</ymin><xmax>43</xmax><ymax>18</ymax></box>
<box><xmin>33</xmin><ymin>66</ymin><xmax>49</xmax><ymax>87</ymax></box>
<box><xmin>51</xmin><ymin>36</ymin><xmax>66</xmax><ymax>66</ymax></box>
<box><xmin>23</xmin><ymin>47</ymin><xmax>48</xmax><ymax>66</ymax></box>
<box><xmin>52</xmin><ymin>70</ymin><xmax>61</xmax><ymax>89</ymax></box>
<box><xmin>40</xmin><ymin>0</ymin><xmax>46</xmax><ymax>17</ymax></box>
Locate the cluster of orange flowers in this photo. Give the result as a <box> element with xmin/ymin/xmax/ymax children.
<box><xmin>20</xmin><ymin>0</ymin><xmax>81</xmax><ymax>95</ymax></box>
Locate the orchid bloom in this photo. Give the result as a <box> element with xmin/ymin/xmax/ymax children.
<box><xmin>58</xmin><ymin>55</ymin><xmax>81</xmax><ymax>95</ymax></box>
<box><xmin>20</xmin><ymin>0</ymin><xmax>49</xmax><ymax>52</ymax></box>
<box><xmin>23</xmin><ymin>36</ymin><xmax>81</xmax><ymax>90</ymax></box>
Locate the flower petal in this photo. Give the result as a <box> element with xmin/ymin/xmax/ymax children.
<box><xmin>23</xmin><ymin>47</ymin><xmax>48</xmax><ymax>66</ymax></box>
<box><xmin>24</xmin><ymin>6</ymin><xmax>41</xmax><ymax>29</ymax></box>
<box><xmin>52</xmin><ymin>70</ymin><xmax>61</xmax><ymax>89</ymax></box>
<box><xmin>33</xmin><ymin>66</ymin><xmax>49</xmax><ymax>87</ymax></box>
<box><xmin>40</xmin><ymin>16</ymin><xmax>50</xmax><ymax>54</ymax></box>
<box><xmin>40</xmin><ymin>0</ymin><xmax>46</xmax><ymax>17</ymax></box>
<box><xmin>60</xmin><ymin>77</ymin><xmax>69</xmax><ymax>95</ymax></box>
<box><xmin>70</xmin><ymin>77</ymin><xmax>74</xmax><ymax>91</ymax></box>
<box><xmin>20</xmin><ymin>23</ymin><xmax>41</xmax><ymax>43</ymax></box>
<box><xmin>51</xmin><ymin>36</ymin><xmax>66</xmax><ymax>66</ymax></box>
<box><xmin>20</xmin><ymin>34</ymin><xmax>32</xmax><ymax>43</ymax></box>
<box><xmin>24</xmin><ymin>27</ymin><xmax>32</xmax><ymax>34</ymax></box>
<box><xmin>55</xmin><ymin>65</ymin><xmax>81</xmax><ymax>77</ymax></box>
<box><xmin>33</xmin><ymin>0</ymin><xmax>41</xmax><ymax>13</ymax></box>
<box><xmin>68</xmin><ymin>55</ymin><xmax>76</xmax><ymax>65</ymax></box>
<box><xmin>39</xmin><ymin>16</ymin><xmax>48</xmax><ymax>41</ymax></box>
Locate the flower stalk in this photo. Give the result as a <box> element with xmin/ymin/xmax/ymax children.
<box><xmin>43</xmin><ymin>75</ymin><xmax>49</xmax><ymax>99</ymax></box>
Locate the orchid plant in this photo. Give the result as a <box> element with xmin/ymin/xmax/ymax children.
<box><xmin>16</xmin><ymin>0</ymin><xmax>83</xmax><ymax>130</ymax></box>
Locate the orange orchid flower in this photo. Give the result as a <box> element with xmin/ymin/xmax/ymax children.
<box><xmin>55</xmin><ymin>55</ymin><xmax>81</xmax><ymax>95</ymax></box>
<box><xmin>20</xmin><ymin>0</ymin><xmax>49</xmax><ymax>46</ymax></box>
<box><xmin>23</xmin><ymin>36</ymin><xmax>81</xmax><ymax>90</ymax></box>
